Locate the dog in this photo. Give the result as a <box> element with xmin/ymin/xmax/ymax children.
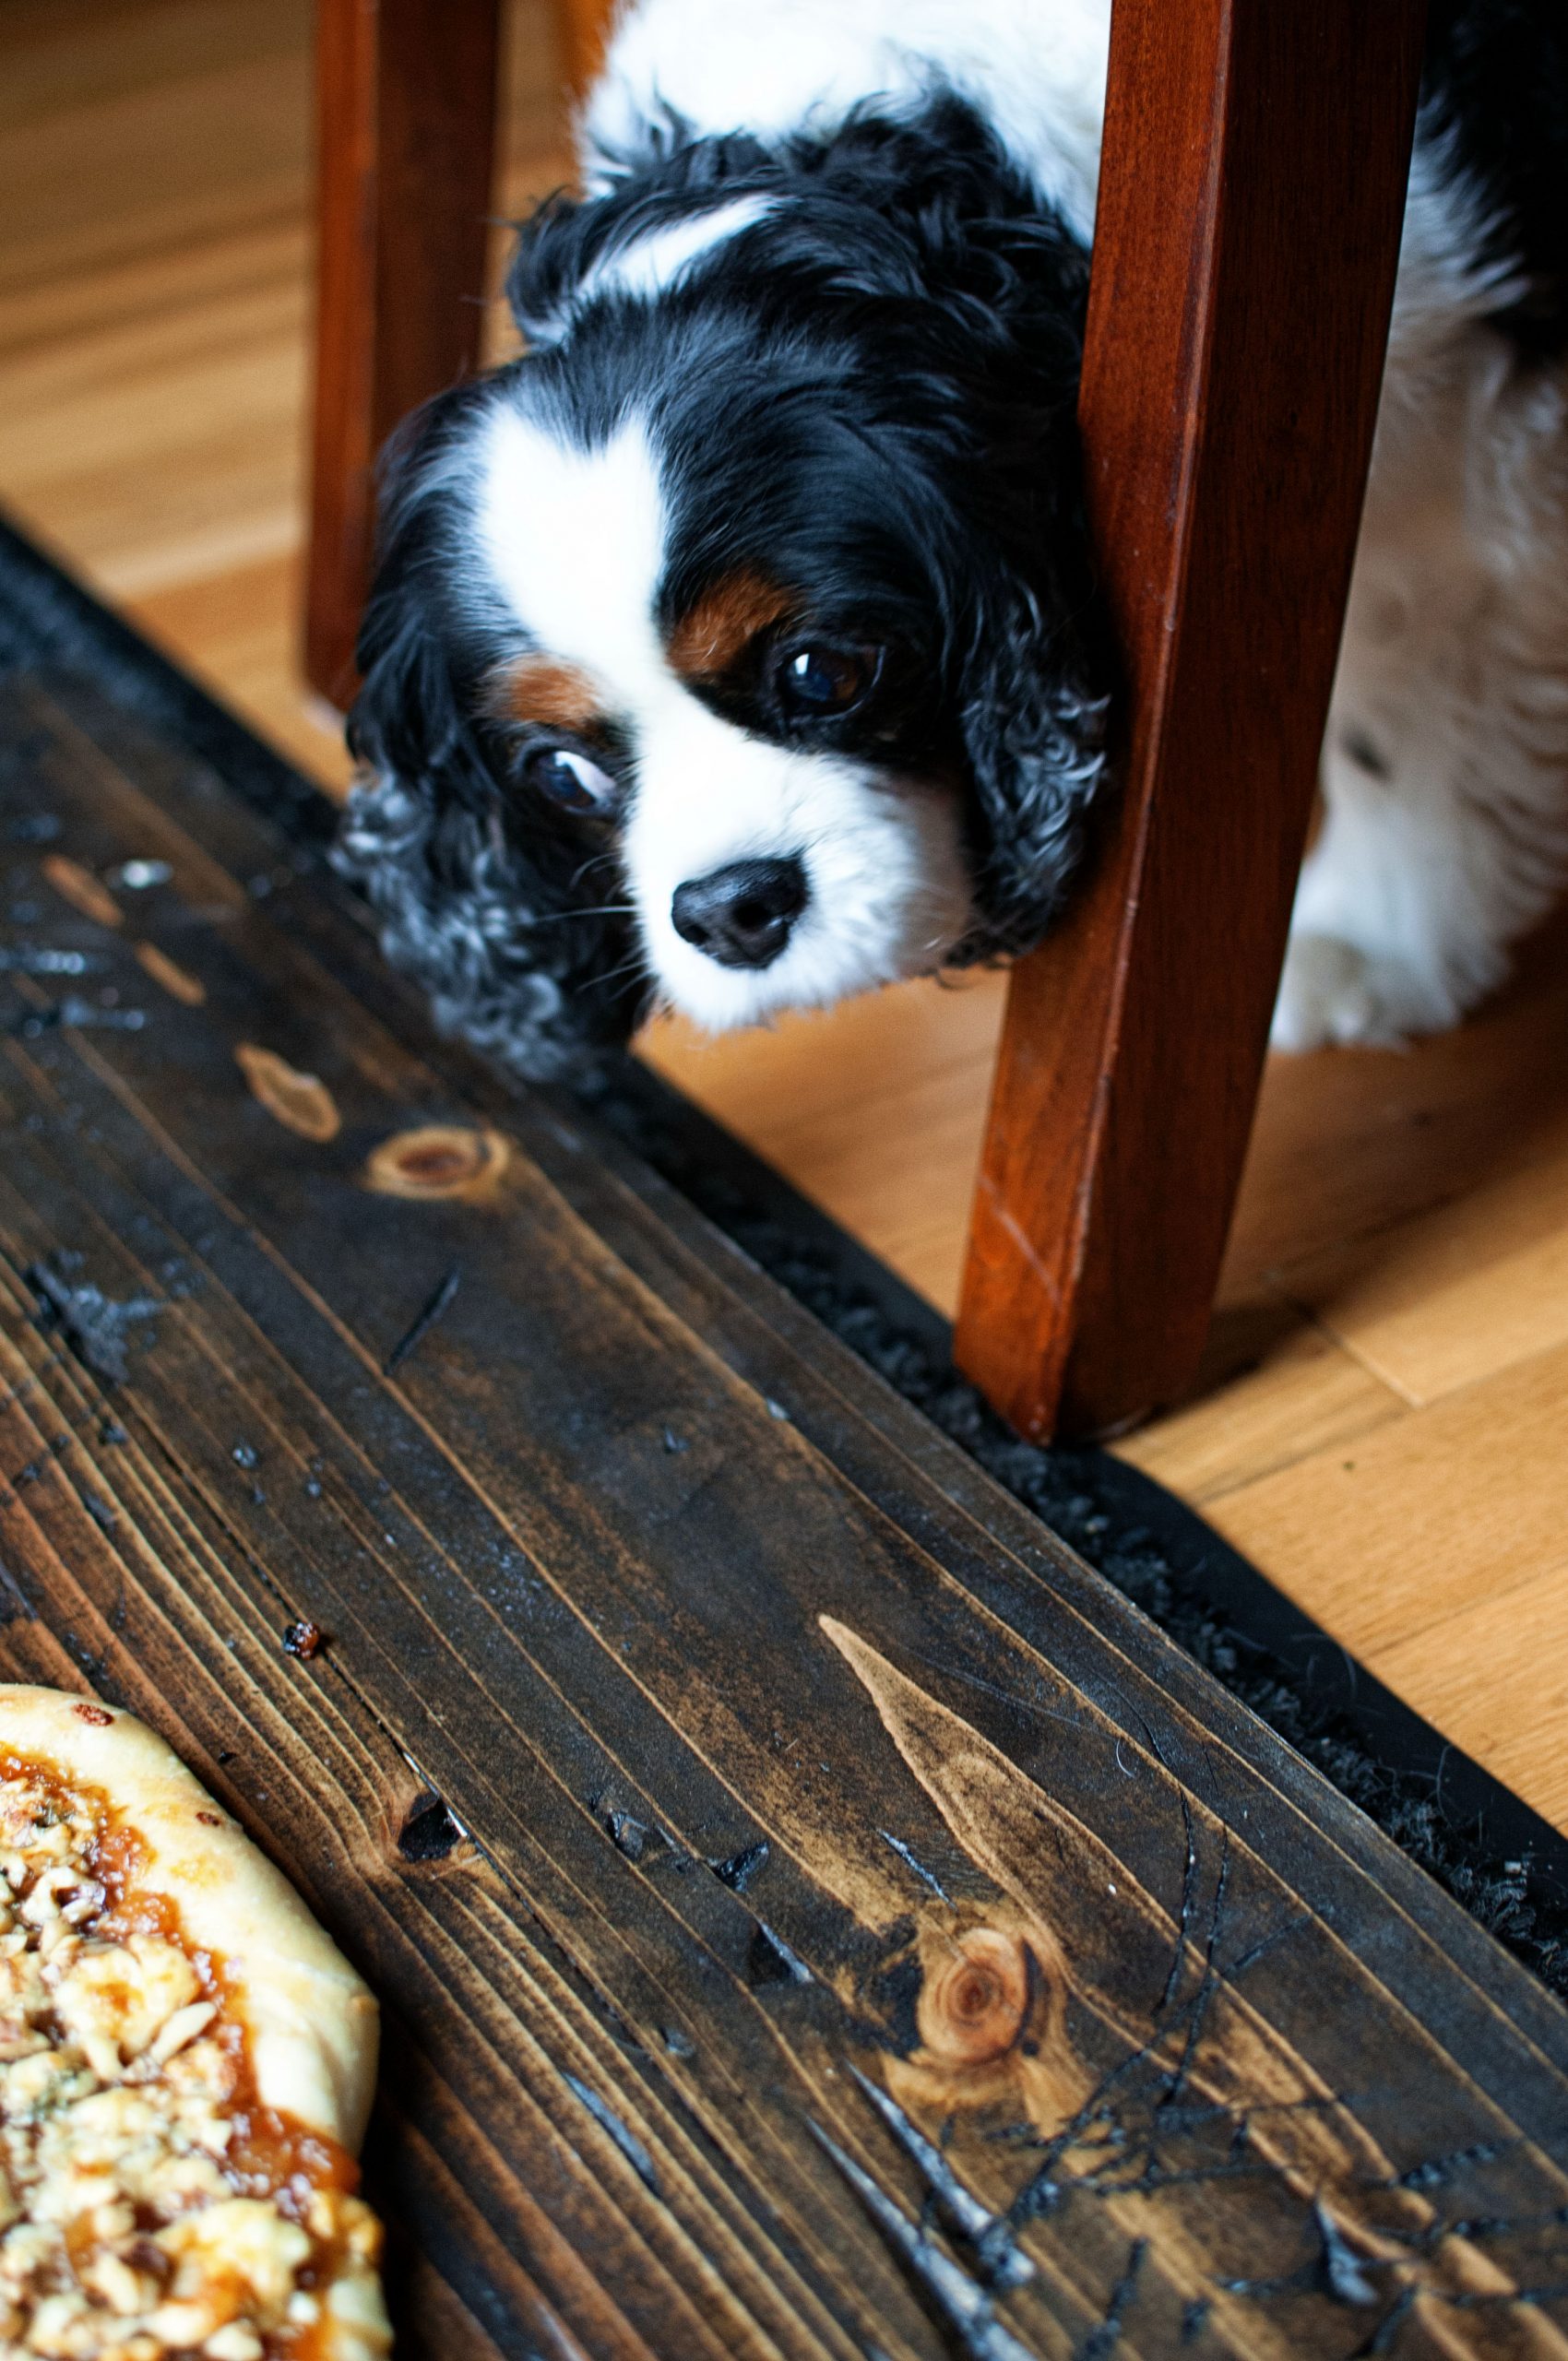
<box><xmin>339</xmin><ymin>0</ymin><xmax>1567</xmax><ymax>1080</ymax></box>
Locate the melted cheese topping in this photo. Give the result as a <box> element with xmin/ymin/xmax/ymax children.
<box><xmin>0</xmin><ymin>1760</ymin><xmax>386</xmax><ymax>2359</ymax></box>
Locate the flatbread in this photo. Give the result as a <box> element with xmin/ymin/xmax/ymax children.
<box><xmin>0</xmin><ymin>1684</ymin><xmax>390</xmax><ymax>2359</ymax></box>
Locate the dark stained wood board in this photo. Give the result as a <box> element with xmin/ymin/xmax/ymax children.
<box><xmin>4</xmin><ymin>671</ymin><xmax>1568</xmax><ymax>2360</ymax></box>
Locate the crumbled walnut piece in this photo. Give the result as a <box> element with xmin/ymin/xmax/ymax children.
<box><xmin>53</xmin><ymin>1937</ymin><xmax>200</xmax><ymax>2072</ymax></box>
<box><xmin>205</xmin><ymin>2327</ymin><xmax>264</xmax><ymax>2361</ymax></box>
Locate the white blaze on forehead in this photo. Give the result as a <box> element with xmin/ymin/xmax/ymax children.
<box><xmin>478</xmin><ymin>409</ymin><xmax>670</xmax><ymax>706</ymax></box>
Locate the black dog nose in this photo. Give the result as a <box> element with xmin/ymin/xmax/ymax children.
<box><xmin>671</xmin><ymin>858</ymin><xmax>808</xmax><ymax>968</ymax></box>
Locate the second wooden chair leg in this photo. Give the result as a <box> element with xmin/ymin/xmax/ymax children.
<box><xmin>304</xmin><ymin>0</ymin><xmax>505</xmax><ymax>710</ymax></box>
<box><xmin>955</xmin><ymin>0</ymin><xmax>1429</xmax><ymax>1443</ymax></box>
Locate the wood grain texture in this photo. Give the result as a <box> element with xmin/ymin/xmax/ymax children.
<box><xmin>1277</xmin><ymin>1130</ymin><xmax>1568</xmax><ymax>1406</ymax></box>
<box><xmin>1208</xmin><ymin>1337</ymin><xmax>1568</xmax><ymax>1753</ymax></box>
<box><xmin>956</xmin><ymin>0</ymin><xmax>1429</xmax><ymax>1442</ymax></box>
<box><xmin>5</xmin><ymin>674</ymin><xmax>1568</xmax><ymax>2355</ymax></box>
<box><xmin>1113</xmin><ymin>1302</ymin><xmax>1408</xmax><ymax>1507</ymax></box>
<box><xmin>303</xmin><ymin>0</ymin><xmax>503</xmax><ymax>704</ymax></box>
<box><xmin>1373</xmin><ymin>1572</ymin><xmax>1568</xmax><ymax>1838</ymax></box>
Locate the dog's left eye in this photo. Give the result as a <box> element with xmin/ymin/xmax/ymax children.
<box><xmin>523</xmin><ymin>746</ymin><xmax>619</xmax><ymax>815</ymax></box>
<box><xmin>776</xmin><ymin>644</ymin><xmax>881</xmax><ymax>719</ymax></box>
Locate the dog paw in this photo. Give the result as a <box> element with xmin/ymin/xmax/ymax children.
<box><xmin>1270</xmin><ymin>933</ymin><xmax>1460</xmax><ymax>1052</ymax></box>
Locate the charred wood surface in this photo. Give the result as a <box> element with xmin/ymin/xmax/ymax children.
<box><xmin>3</xmin><ymin>673</ymin><xmax>1568</xmax><ymax>2357</ymax></box>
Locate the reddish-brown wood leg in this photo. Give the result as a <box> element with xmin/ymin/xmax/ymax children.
<box><xmin>955</xmin><ymin>0</ymin><xmax>1429</xmax><ymax>1443</ymax></box>
<box><xmin>304</xmin><ymin>0</ymin><xmax>505</xmax><ymax>709</ymax></box>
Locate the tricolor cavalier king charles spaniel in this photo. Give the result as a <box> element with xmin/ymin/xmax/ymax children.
<box><xmin>340</xmin><ymin>0</ymin><xmax>1567</xmax><ymax>1079</ymax></box>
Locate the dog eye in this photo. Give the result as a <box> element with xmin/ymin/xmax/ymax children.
<box><xmin>776</xmin><ymin>644</ymin><xmax>881</xmax><ymax>718</ymax></box>
<box><xmin>523</xmin><ymin>745</ymin><xmax>619</xmax><ymax>814</ymax></box>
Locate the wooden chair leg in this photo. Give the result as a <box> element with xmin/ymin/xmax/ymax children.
<box><xmin>304</xmin><ymin>0</ymin><xmax>505</xmax><ymax>709</ymax></box>
<box><xmin>954</xmin><ymin>0</ymin><xmax>1429</xmax><ymax>1444</ymax></box>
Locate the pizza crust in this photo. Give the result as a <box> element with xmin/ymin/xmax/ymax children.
<box><xmin>0</xmin><ymin>1684</ymin><xmax>389</xmax><ymax>2359</ymax></box>
<box><xmin>0</xmin><ymin>1686</ymin><xmax>377</xmax><ymax>2153</ymax></box>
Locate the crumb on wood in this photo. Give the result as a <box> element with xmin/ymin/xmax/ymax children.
<box><xmin>281</xmin><ymin>1619</ymin><xmax>325</xmax><ymax>1661</ymax></box>
<box><xmin>13</xmin><ymin>997</ymin><xmax>147</xmax><ymax>1039</ymax></box>
<box><xmin>605</xmin><ymin>1809</ymin><xmax>651</xmax><ymax>1861</ymax></box>
<box><xmin>708</xmin><ymin>1840</ymin><xmax>769</xmax><ymax>1894</ymax></box>
<box><xmin>26</xmin><ymin>1257</ymin><xmax>160</xmax><ymax>1387</ymax></box>
<box><xmin>0</xmin><ymin>945</ymin><xmax>100</xmax><ymax>976</ymax></box>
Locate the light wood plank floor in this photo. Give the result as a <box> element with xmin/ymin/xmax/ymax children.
<box><xmin>6</xmin><ymin>0</ymin><xmax>1568</xmax><ymax>1828</ymax></box>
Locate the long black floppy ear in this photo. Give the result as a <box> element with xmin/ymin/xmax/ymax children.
<box><xmin>860</xmin><ymin>109</ymin><xmax>1112</xmax><ymax>959</ymax></box>
<box><xmin>956</xmin><ymin>569</ymin><xmax>1111</xmax><ymax>957</ymax></box>
<box><xmin>336</xmin><ymin>390</ymin><xmax>648</xmax><ymax>1081</ymax></box>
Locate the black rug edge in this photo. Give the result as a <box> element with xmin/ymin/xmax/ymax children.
<box><xmin>6</xmin><ymin>509</ymin><xmax>1568</xmax><ymax>1995</ymax></box>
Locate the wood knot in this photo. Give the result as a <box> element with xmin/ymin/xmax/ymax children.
<box><xmin>917</xmin><ymin>1928</ymin><xmax>1033</xmax><ymax>2069</ymax></box>
<box><xmin>398</xmin><ymin>1792</ymin><xmax>464</xmax><ymax>1862</ymax></box>
<box><xmin>363</xmin><ymin>1125</ymin><xmax>509</xmax><ymax>1202</ymax></box>
<box><xmin>235</xmin><ymin>1044</ymin><xmax>341</xmax><ymax>1143</ymax></box>
<box><xmin>877</xmin><ymin>1912</ymin><xmax>1085</xmax><ymax>2128</ymax></box>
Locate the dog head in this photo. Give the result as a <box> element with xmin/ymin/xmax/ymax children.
<box><xmin>341</xmin><ymin>101</ymin><xmax>1108</xmax><ymax>1079</ymax></box>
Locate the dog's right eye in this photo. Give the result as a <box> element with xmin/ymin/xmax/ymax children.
<box><xmin>522</xmin><ymin>746</ymin><xmax>619</xmax><ymax>816</ymax></box>
<box><xmin>775</xmin><ymin>643</ymin><xmax>881</xmax><ymax>720</ymax></box>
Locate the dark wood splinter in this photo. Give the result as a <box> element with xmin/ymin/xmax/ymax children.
<box><xmin>383</xmin><ymin>1265</ymin><xmax>463</xmax><ymax>1377</ymax></box>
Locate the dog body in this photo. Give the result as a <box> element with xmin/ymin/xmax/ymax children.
<box><xmin>342</xmin><ymin>0</ymin><xmax>1568</xmax><ymax>1074</ymax></box>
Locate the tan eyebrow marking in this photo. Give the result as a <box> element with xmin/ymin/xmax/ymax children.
<box><xmin>493</xmin><ymin>655</ymin><xmax>606</xmax><ymax>735</ymax></box>
<box><xmin>667</xmin><ymin>569</ymin><xmax>796</xmax><ymax>682</ymax></box>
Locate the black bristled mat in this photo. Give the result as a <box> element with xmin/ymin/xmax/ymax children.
<box><xmin>5</xmin><ymin>506</ymin><xmax>1567</xmax><ymax>1996</ymax></box>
